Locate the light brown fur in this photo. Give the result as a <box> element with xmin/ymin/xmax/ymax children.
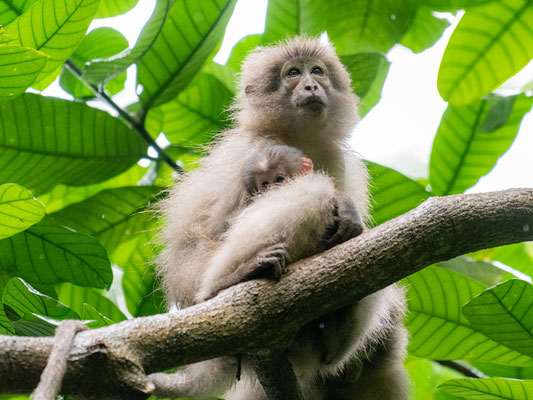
<box><xmin>152</xmin><ymin>37</ymin><xmax>408</xmax><ymax>400</ymax></box>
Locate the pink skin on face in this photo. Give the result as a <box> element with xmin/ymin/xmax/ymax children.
<box><xmin>300</xmin><ymin>157</ymin><xmax>314</xmax><ymax>174</ymax></box>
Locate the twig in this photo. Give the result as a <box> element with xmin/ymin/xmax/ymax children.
<box><xmin>64</xmin><ymin>60</ymin><xmax>182</xmax><ymax>173</ymax></box>
<box><xmin>436</xmin><ymin>360</ymin><xmax>486</xmax><ymax>379</ymax></box>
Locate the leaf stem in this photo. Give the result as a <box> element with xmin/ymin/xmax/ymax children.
<box><xmin>436</xmin><ymin>360</ymin><xmax>486</xmax><ymax>379</ymax></box>
<box><xmin>64</xmin><ymin>60</ymin><xmax>182</xmax><ymax>173</ymax></box>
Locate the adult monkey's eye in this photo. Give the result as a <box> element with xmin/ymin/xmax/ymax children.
<box><xmin>275</xmin><ymin>176</ymin><xmax>285</xmax><ymax>183</ymax></box>
<box><xmin>261</xmin><ymin>181</ymin><xmax>269</xmax><ymax>187</ymax></box>
<box><xmin>311</xmin><ymin>66</ymin><xmax>323</xmax><ymax>74</ymax></box>
<box><xmin>288</xmin><ymin>68</ymin><xmax>300</xmax><ymax>76</ymax></box>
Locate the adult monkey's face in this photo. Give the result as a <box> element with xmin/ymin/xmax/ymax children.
<box><xmin>281</xmin><ymin>58</ymin><xmax>330</xmax><ymax>116</ymax></box>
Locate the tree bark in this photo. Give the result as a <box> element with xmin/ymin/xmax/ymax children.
<box><xmin>0</xmin><ymin>189</ymin><xmax>532</xmax><ymax>398</ymax></box>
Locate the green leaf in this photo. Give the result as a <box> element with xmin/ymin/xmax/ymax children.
<box><xmin>5</xmin><ymin>0</ymin><xmax>101</xmax><ymax>84</ymax></box>
<box><xmin>405</xmin><ymin>266</ymin><xmax>533</xmax><ymax>366</ymax></box>
<box><xmin>60</xmin><ymin>27</ymin><xmax>128</xmax><ymax>98</ymax></box>
<box><xmin>439</xmin><ymin>256</ymin><xmax>509</xmax><ymax>286</ymax></box>
<box><xmin>313</xmin><ymin>0</ymin><xmax>417</xmax><ymax>54</ymax></box>
<box><xmin>367</xmin><ymin>161</ymin><xmax>429</xmax><ymax>226</ymax></box>
<box><xmin>407</xmin><ymin>357</ymin><xmax>464</xmax><ymax>400</ymax></box>
<box><xmin>438</xmin><ymin>0</ymin><xmax>533</xmax><ymax>105</ymax></box>
<box><xmin>145</xmin><ymin>73</ymin><xmax>232</xmax><ymax>144</ymax></box>
<box><xmin>56</xmin><ymin>282</ymin><xmax>126</xmax><ymax>323</ymax></box>
<box><xmin>37</xmin><ymin>164</ymin><xmax>149</xmax><ymax>214</ymax></box>
<box><xmin>429</xmin><ymin>94</ymin><xmax>533</xmax><ymax>195</ymax></box>
<box><xmin>0</xmin><ymin>216</ymin><xmax>112</xmax><ymax>288</ymax></box>
<box><xmin>3</xmin><ymin>278</ymin><xmax>79</xmax><ymax>321</ymax></box>
<box><xmin>117</xmin><ymin>232</ymin><xmax>164</xmax><ymax>316</ymax></box>
<box><xmin>85</xmin><ymin>0</ymin><xmax>171</xmax><ymax>86</ymax></box>
<box><xmin>464</xmin><ymin>279</ymin><xmax>533</xmax><ymax>357</ymax></box>
<box><xmin>478</xmin><ymin>94</ymin><xmax>518</xmax><ymax>133</ymax></box>
<box><xmin>262</xmin><ymin>0</ymin><xmax>302</xmax><ymax>44</ymax></box>
<box><xmin>0</xmin><ymin>183</ymin><xmax>45</xmax><ymax>240</ymax></box>
<box><xmin>50</xmin><ymin>186</ymin><xmax>161</xmax><ymax>254</ymax></box>
<box><xmin>472</xmin><ymin>362</ymin><xmax>533</xmax><ymax>380</ymax></box>
<box><xmin>341</xmin><ymin>53</ymin><xmax>390</xmax><ymax>117</ymax></box>
<box><xmin>10</xmin><ymin>313</ymin><xmax>57</xmax><ymax>336</ymax></box>
<box><xmin>0</xmin><ymin>93</ymin><xmax>148</xmax><ymax>195</ymax></box>
<box><xmin>137</xmin><ymin>0</ymin><xmax>237</xmax><ymax>110</ymax></box>
<box><xmin>439</xmin><ymin>377</ymin><xmax>533</xmax><ymax>399</ymax></box>
<box><xmin>0</xmin><ymin>0</ymin><xmax>37</xmax><ymax>26</ymax></box>
<box><xmin>0</xmin><ymin>45</ymin><xmax>48</xmax><ymax>102</ymax></box>
<box><xmin>400</xmin><ymin>6</ymin><xmax>450</xmax><ymax>54</ymax></box>
<box><xmin>82</xmin><ymin>303</ymin><xmax>114</xmax><ymax>328</ymax></box>
<box><xmin>95</xmin><ymin>0</ymin><xmax>137</xmax><ymax>18</ymax></box>
<box><xmin>412</xmin><ymin>0</ymin><xmax>495</xmax><ymax>11</ymax></box>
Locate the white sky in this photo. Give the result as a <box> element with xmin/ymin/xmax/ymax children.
<box><xmin>45</xmin><ymin>0</ymin><xmax>533</xmax><ymax>192</ymax></box>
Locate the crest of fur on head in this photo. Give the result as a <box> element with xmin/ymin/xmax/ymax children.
<box><xmin>232</xmin><ymin>36</ymin><xmax>360</xmax><ymax>141</ymax></box>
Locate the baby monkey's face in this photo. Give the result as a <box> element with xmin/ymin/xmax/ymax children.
<box><xmin>255</xmin><ymin>165</ymin><xmax>290</xmax><ymax>193</ymax></box>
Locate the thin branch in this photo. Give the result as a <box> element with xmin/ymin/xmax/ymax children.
<box><xmin>436</xmin><ymin>360</ymin><xmax>487</xmax><ymax>379</ymax></box>
<box><xmin>0</xmin><ymin>189</ymin><xmax>532</xmax><ymax>398</ymax></box>
<box><xmin>64</xmin><ymin>60</ymin><xmax>182</xmax><ymax>173</ymax></box>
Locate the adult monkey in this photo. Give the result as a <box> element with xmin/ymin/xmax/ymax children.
<box><xmin>152</xmin><ymin>37</ymin><xmax>408</xmax><ymax>399</ymax></box>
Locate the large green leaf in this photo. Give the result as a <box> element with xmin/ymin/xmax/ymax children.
<box><xmin>60</xmin><ymin>27</ymin><xmax>128</xmax><ymax>98</ymax></box>
<box><xmin>439</xmin><ymin>378</ymin><xmax>533</xmax><ymax>399</ymax></box>
<box><xmin>137</xmin><ymin>0</ymin><xmax>237</xmax><ymax>110</ymax></box>
<box><xmin>56</xmin><ymin>282</ymin><xmax>126</xmax><ymax>323</ymax></box>
<box><xmin>116</xmin><ymin>232</ymin><xmax>164</xmax><ymax>317</ymax></box>
<box><xmin>0</xmin><ymin>94</ymin><xmax>148</xmax><ymax>195</ymax></box>
<box><xmin>0</xmin><ymin>0</ymin><xmax>37</xmax><ymax>25</ymax></box>
<box><xmin>429</xmin><ymin>94</ymin><xmax>533</xmax><ymax>195</ymax></box>
<box><xmin>412</xmin><ymin>0</ymin><xmax>496</xmax><ymax>11</ymax></box>
<box><xmin>464</xmin><ymin>279</ymin><xmax>533</xmax><ymax>357</ymax></box>
<box><xmin>263</xmin><ymin>0</ymin><xmax>416</xmax><ymax>54</ymax></box>
<box><xmin>367</xmin><ymin>161</ymin><xmax>429</xmax><ymax>226</ymax></box>
<box><xmin>85</xmin><ymin>0</ymin><xmax>171</xmax><ymax>85</ymax></box>
<box><xmin>0</xmin><ymin>216</ymin><xmax>112</xmax><ymax>288</ymax></box>
<box><xmin>313</xmin><ymin>0</ymin><xmax>416</xmax><ymax>54</ymax></box>
<box><xmin>0</xmin><ymin>45</ymin><xmax>48</xmax><ymax>102</ymax></box>
<box><xmin>407</xmin><ymin>357</ymin><xmax>463</xmax><ymax>400</ymax></box>
<box><xmin>5</xmin><ymin>0</ymin><xmax>100</xmax><ymax>83</ymax></box>
<box><xmin>400</xmin><ymin>6</ymin><xmax>450</xmax><ymax>54</ymax></box>
<box><xmin>95</xmin><ymin>0</ymin><xmax>137</xmax><ymax>18</ymax></box>
<box><xmin>0</xmin><ymin>183</ymin><xmax>45</xmax><ymax>240</ymax></box>
<box><xmin>405</xmin><ymin>266</ymin><xmax>533</xmax><ymax>366</ymax></box>
<box><xmin>478</xmin><ymin>243</ymin><xmax>533</xmax><ymax>278</ymax></box>
<box><xmin>341</xmin><ymin>53</ymin><xmax>390</xmax><ymax>117</ymax></box>
<box><xmin>472</xmin><ymin>362</ymin><xmax>533</xmax><ymax>380</ymax></box>
<box><xmin>3</xmin><ymin>278</ymin><xmax>79</xmax><ymax>321</ymax></box>
<box><xmin>145</xmin><ymin>73</ymin><xmax>232</xmax><ymax>144</ymax></box>
<box><xmin>262</xmin><ymin>0</ymin><xmax>303</xmax><ymax>44</ymax></box>
<box><xmin>439</xmin><ymin>256</ymin><xmax>510</xmax><ymax>286</ymax></box>
<box><xmin>37</xmin><ymin>164</ymin><xmax>149</xmax><ymax>214</ymax></box>
<box><xmin>438</xmin><ymin>0</ymin><xmax>533</xmax><ymax>105</ymax></box>
<box><xmin>50</xmin><ymin>186</ymin><xmax>161</xmax><ymax>254</ymax></box>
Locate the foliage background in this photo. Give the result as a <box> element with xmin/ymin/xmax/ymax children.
<box><xmin>0</xmin><ymin>0</ymin><xmax>532</xmax><ymax>399</ymax></box>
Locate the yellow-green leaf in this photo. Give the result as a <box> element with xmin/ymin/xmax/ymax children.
<box><xmin>6</xmin><ymin>0</ymin><xmax>100</xmax><ymax>83</ymax></box>
<box><xmin>438</xmin><ymin>0</ymin><xmax>533</xmax><ymax>105</ymax></box>
<box><xmin>0</xmin><ymin>183</ymin><xmax>45</xmax><ymax>239</ymax></box>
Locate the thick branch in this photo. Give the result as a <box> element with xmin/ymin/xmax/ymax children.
<box><xmin>0</xmin><ymin>189</ymin><xmax>532</xmax><ymax>397</ymax></box>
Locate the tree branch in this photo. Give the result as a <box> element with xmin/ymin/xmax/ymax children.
<box><xmin>1</xmin><ymin>189</ymin><xmax>532</xmax><ymax>398</ymax></box>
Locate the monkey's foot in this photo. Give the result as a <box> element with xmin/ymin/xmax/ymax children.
<box><xmin>250</xmin><ymin>242</ymin><xmax>290</xmax><ymax>280</ymax></box>
<box><xmin>326</xmin><ymin>193</ymin><xmax>364</xmax><ymax>248</ymax></box>
<box><xmin>195</xmin><ymin>243</ymin><xmax>290</xmax><ymax>303</ymax></box>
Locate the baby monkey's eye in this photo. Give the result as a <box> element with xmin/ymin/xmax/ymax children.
<box><xmin>275</xmin><ymin>176</ymin><xmax>285</xmax><ymax>183</ymax></box>
<box><xmin>261</xmin><ymin>181</ymin><xmax>269</xmax><ymax>187</ymax></box>
<box><xmin>287</xmin><ymin>68</ymin><xmax>300</xmax><ymax>76</ymax></box>
<box><xmin>311</xmin><ymin>66</ymin><xmax>323</xmax><ymax>74</ymax></box>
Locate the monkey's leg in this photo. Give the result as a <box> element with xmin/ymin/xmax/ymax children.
<box><xmin>325</xmin><ymin>192</ymin><xmax>364</xmax><ymax>248</ymax></box>
<box><xmin>148</xmin><ymin>357</ymin><xmax>237</xmax><ymax>399</ymax></box>
<box><xmin>324</xmin><ymin>321</ymin><xmax>409</xmax><ymax>400</ymax></box>
<box><xmin>198</xmin><ymin>243</ymin><xmax>290</xmax><ymax>302</ymax></box>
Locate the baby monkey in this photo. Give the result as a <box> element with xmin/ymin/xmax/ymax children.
<box><xmin>242</xmin><ymin>144</ymin><xmax>314</xmax><ymax>195</ymax></box>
